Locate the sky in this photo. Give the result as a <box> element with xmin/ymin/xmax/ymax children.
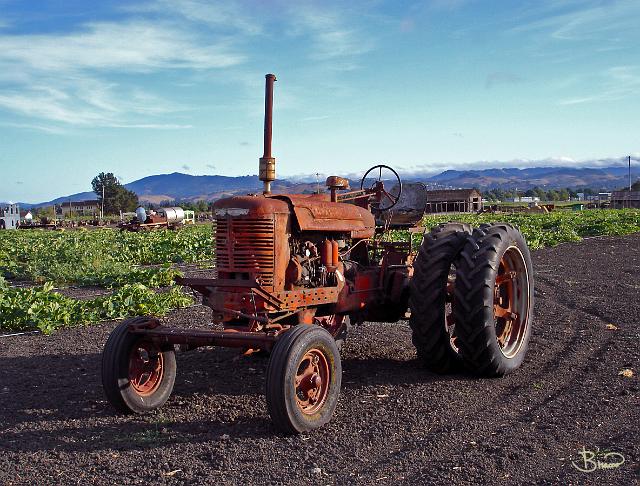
<box><xmin>0</xmin><ymin>0</ymin><xmax>638</xmax><ymax>202</ymax></box>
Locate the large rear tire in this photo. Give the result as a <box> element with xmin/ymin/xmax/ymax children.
<box><xmin>102</xmin><ymin>317</ymin><xmax>177</xmax><ymax>413</ymax></box>
<box><xmin>409</xmin><ymin>223</ymin><xmax>472</xmax><ymax>373</ymax></box>
<box><xmin>453</xmin><ymin>224</ymin><xmax>534</xmax><ymax>376</ymax></box>
<box><xmin>266</xmin><ymin>325</ymin><xmax>342</xmax><ymax>434</ymax></box>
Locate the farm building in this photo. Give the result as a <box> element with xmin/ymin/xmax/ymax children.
<box><xmin>0</xmin><ymin>203</ymin><xmax>21</xmax><ymax>229</ymax></box>
<box><xmin>611</xmin><ymin>190</ymin><xmax>640</xmax><ymax>209</ymax></box>
<box><xmin>59</xmin><ymin>199</ymin><xmax>100</xmax><ymax>217</ymax></box>
<box><xmin>424</xmin><ymin>188</ymin><xmax>482</xmax><ymax>213</ymax></box>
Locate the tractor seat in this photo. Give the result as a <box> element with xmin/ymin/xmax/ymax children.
<box><xmin>326</xmin><ymin>176</ymin><xmax>350</xmax><ymax>191</ymax></box>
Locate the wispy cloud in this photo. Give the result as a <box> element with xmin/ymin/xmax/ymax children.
<box><xmin>285</xmin><ymin>4</ymin><xmax>374</xmax><ymax>63</ymax></box>
<box><xmin>129</xmin><ymin>0</ymin><xmax>262</xmax><ymax>35</ymax></box>
<box><xmin>181</xmin><ymin>164</ymin><xmax>191</xmax><ymax>171</ymax></box>
<box><xmin>0</xmin><ymin>5</ymin><xmax>248</xmax><ymax>131</ymax></box>
<box><xmin>0</xmin><ymin>20</ymin><xmax>244</xmax><ymax>73</ymax></box>
<box><xmin>510</xmin><ymin>1</ymin><xmax>640</xmax><ymax>43</ymax></box>
<box><xmin>559</xmin><ymin>65</ymin><xmax>640</xmax><ymax>105</ymax></box>
<box><xmin>0</xmin><ymin>1</ymin><xmax>378</xmax><ymax>131</ymax></box>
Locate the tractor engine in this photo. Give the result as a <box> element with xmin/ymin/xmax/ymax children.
<box><xmin>210</xmin><ymin>191</ymin><xmax>393</xmax><ymax>327</ymax></box>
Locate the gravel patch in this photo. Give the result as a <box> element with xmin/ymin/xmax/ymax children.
<box><xmin>1</xmin><ymin>234</ymin><xmax>638</xmax><ymax>485</ymax></box>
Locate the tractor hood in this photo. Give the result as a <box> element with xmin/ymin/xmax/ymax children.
<box><xmin>271</xmin><ymin>194</ymin><xmax>375</xmax><ymax>238</ymax></box>
<box><xmin>212</xmin><ymin>194</ymin><xmax>375</xmax><ymax>239</ymax></box>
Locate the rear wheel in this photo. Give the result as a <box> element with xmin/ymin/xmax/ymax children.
<box><xmin>409</xmin><ymin>223</ymin><xmax>472</xmax><ymax>373</ymax></box>
<box><xmin>102</xmin><ymin>317</ymin><xmax>177</xmax><ymax>413</ymax></box>
<box><xmin>266</xmin><ymin>325</ymin><xmax>342</xmax><ymax>434</ymax></box>
<box><xmin>453</xmin><ymin>224</ymin><xmax>534</xmax><ymax>376</ymax></box>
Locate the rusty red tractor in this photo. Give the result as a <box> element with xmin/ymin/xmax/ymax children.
<box><xmin>102</xmin><ymin>74</ymin><xmax>534</xmax><ymax>433</ymax></box>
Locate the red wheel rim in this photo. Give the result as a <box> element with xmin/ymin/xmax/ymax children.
<box><xmin>294</xmin><ymin>348</ymin><xmax>330</xmax><ymax>415</ymax></box>
<box><xmin>129</xmin><ymin>341</ymin><xmax>164</xmax><ymax>396</ymax></box>
<box><xmin>493</xmin><ymin>246</ymin><xmax>530</xmax><ymax>358</ymax></box>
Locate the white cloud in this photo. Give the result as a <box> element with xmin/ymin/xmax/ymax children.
<box><xmin>0</xmin><ymin>12</ymin><xmax>246</xmax><ymax>130</ymax></box>
<box><xmin>0</xmin><ymin>1</ymin><xmax>378</xmax><ymax>130</ymax></box>
<box><xmin>285</xmin><ymin>4</ymin><xmax>374</xmax><ymax>62</ymax></box>
<box><xmin>129</xmin><ymin>0</ymin><xmax>262</xmax><ymax>35</ymax></box>
<box><xmin>510</xmin><ymin>1</ymin><xmax>640</xmax><ymax>42</ymax></box>
<box><xmin>0</xmin><ymin>20</ymin><xmax>244</xmax><ymax>73</ymax></box>
<box><xmin>559</xmin><ymin>65</ymin><xmax>640</xmax><ymax>105</ymax></box>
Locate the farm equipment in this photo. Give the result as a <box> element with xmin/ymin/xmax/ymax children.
<box><xmin>119</xmin><ymin>206</ymin><xmax>188</xmax><ymax>231</ymax></box>
<box><xmin>102</xmin><ymin>74</ymin><xmax>535</xmax><ymax>433</ymax></box>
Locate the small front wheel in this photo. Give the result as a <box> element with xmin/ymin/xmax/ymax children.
<box><xmin>266</xmin><ymin>325</ymin><xmax>342</xmax><ymax>434</ymax></box>
<box><xmin>101</xmin><ymin>318</ymin><xmax>176</xmax><ymax>413</ymax></box>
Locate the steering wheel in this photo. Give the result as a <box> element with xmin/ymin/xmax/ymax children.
<box><xmin>359</xmin><ymin>164</ymin><xmax>402</xmax><ymax>211</ymax></box>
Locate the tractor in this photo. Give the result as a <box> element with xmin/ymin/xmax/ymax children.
<box><xmin>101</xmin><ymin>74</ymin><xmax>534</xmax><ymax>434</ymax></box>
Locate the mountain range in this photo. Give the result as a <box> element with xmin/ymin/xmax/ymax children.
<box><xmin>8</xmin><ymin>165</ymin><xmax>639</xmax><ymax>208</ymax></box>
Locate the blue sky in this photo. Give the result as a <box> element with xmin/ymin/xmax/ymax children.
<box><xmin>0</xmin><ymin>0</ymin><xmax>638</xmax><ymax>201</ymax></box>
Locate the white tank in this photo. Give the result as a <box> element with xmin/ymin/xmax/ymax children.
<box><xmin>135</xmin><ymin>207</ymin><xmax>147</xmax><ymax>223</ymax></box>
<box><xmin>159</xmin><ymin>207</ymin><xmax>185</xmax><ymax>224</ymax></box>
<box><xmin>24</xmin><ymin>211</ymin><xmax>33</xmax><ymax>222</ymax></box>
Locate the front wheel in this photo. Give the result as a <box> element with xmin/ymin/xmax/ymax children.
<box><xmin>453</xmin><ymin>224</ymin><xmax>534</xmax><ymax>376</ymax></box>
<box><xmin>266</xmin><ymin>325</ymin><xmax>342</xmax><ymax>434</ymax></box>
<box><xmin>102</xmin><ymin>317</ymin><xmax>177</xmax><ymax>413</ymax></box>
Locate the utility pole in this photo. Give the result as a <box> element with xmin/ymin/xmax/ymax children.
<box><xmin>629</xmin><ymin>155</ymin><xmax>633</xmax><ymax>210</ymax></box>
<box><xmin>316</xmin><ymin>173</ymin><xmax>321</xmax><ymax>194</ymax></box>
<box><xmin>101</xmin><ymin>183</ymin><xmax>105</xmax><ymax>220</ymax></box>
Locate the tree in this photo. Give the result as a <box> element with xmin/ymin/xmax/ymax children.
<box><xmin>92</xmin><ymin>172</ymin><xmax>139</xmax><ymax>215</ymax></box>
<box><xmin>547</xmin><ymin>190</ymin><xmax>560</xmax><ymax>201</ymax></box>
<box><xmin>631</xmin><ymin>179</ymin><xmax>640</xmax><ymax>191</ymax></box>
<box><xmin>533</xmin><ymin>187</ymin><xmax>547</xmax><ymax>200</ymax></box>
<box><xmin>558</xmin><ymin>189</ymin><xmax>570</xmax><ymax>201</ymax></box>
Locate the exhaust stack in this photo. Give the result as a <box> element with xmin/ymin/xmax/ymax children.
<box><xmin>259</xmin><ymin>73</ymin><xmax>277</xmax><ymax>194</ymax></box>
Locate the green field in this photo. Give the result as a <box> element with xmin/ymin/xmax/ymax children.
<box><xmin>0</xmin><ymin>224</ymin><xmax>213</xmax><ymax>287</ymax></box>
<box><xmin>1</xmin><ymin>209</ymin><xmax>639</xmax><ymax>334</ymax></box>
<box><xmin>0</xmin><ymin>225</ymin><xmax>213</xmax><ymax>334</ymax></box>
<box><xmin>419</xmin><ymin>209</ymin><xmax>640</xmax><ymax>250</ymax></box>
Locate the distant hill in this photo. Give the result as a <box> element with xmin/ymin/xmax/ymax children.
<box><xmin>13</xmin><ymin>164</ymin><xmax>639</xmax><ymax>208</ymax></box>
<box><xmin>420</xmin><ymin>166</ymin><xmax>638</xmax><ymax>190</ymax></box>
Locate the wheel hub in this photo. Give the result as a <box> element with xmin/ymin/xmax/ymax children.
<box><xmin>294</xmin><ymin>349</ymin><xmax>330</xmax><ymax>414</ymax></box>
<box><xmin>493</xmin><ymin>247</ymin><xmax>529</xmax><ymax>358</ymax></box>
<box><xmin>129</xmin><ymin>341</ymin><xmax>164</xmax><ymax>396</ymax></box>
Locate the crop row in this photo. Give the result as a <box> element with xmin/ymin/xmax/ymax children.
<box><xmin>416</xmin><ymin>209</ymin><xmax>640</xmax><ymax>250</ymax></box>
<box><xmin>0</xmin><ymin>278</ymin><xmax>193</xmax><ymax>334</ymax></box>
<box><xmin>0</xmin><ymin>224</ymin><xmax>214</xmax><ymax>287</ymax></box>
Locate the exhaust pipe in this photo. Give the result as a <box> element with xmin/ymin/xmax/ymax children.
<box><xmin>259</xmin><ymin>73</ymin><xmax>276</xmax><ymax>194</ymax></box>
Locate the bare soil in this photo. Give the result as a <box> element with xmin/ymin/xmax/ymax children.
<box><xmin>1</xmin><ymin>234</ymin><xmax>638</xmax><ymax>485</ymax></box>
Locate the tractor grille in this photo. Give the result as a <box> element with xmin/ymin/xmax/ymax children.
<box><xmin>215</xmin><ymin>217</ymin><xmax>275</xmax><ymax>288</ymax></box>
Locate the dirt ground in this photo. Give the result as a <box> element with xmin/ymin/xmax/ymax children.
<box><xmin>1</xmin><ymin>234</ymin><xmax>638</xmax><ymax>485</ymax></box>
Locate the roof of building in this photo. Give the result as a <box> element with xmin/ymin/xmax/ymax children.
<box><xmin>425</xmin><ymin>188</ymin><xmax>481</xmax><ymax>202</ymax></box>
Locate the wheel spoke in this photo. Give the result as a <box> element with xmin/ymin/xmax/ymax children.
<box><xmin>496</xmin><ymin>271</ymin><xmax>516</xmax><ymax>285</ymax></box>
<box><xmin>494</xmin><ymin>306</ymin><xmax>515</xmax><ymax>319</ymax></box>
